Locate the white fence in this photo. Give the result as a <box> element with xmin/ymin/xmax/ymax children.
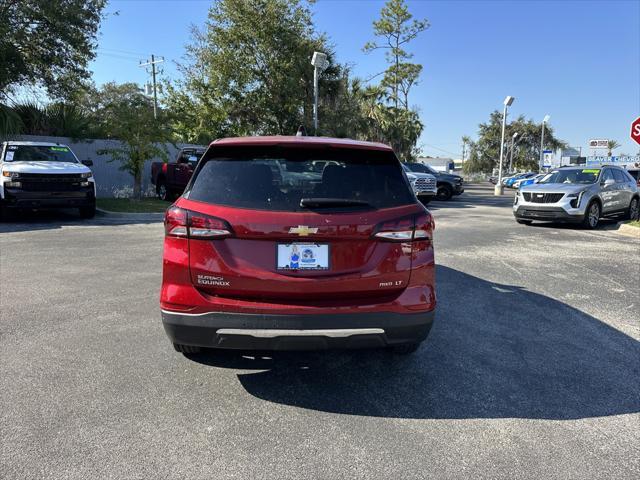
<box><xmin>6</xmin><ymin>135</ymin><xmax>205</xmax><ymax>198</ymax></box>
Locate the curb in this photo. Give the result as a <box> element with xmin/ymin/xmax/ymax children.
<box><xmin>617</xmin><ymin>223</ymin><xmax>640</xmax><ymax>238</ymax></box>
<box><xmin>96</xmin><ymin>208</ymin><xmax>165</xmax><ymax>219</ymax></box>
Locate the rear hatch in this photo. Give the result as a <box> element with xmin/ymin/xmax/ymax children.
<box><xmin>172</xmin><ymin>144</ymin><xmax>426</xmax><ymax>303</ymax></box>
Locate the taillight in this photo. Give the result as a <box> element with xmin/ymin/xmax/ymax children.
<box><xmin>165</xmin><ymin>206</ymin><xmax>188</xmax><ymax>237</ymax></box>
<box><xmin>164</xmin><ymin>206</ymin><xmax>233</xmax><ymax>239</ymax></box>
<box><xmin>374</xmin><ymin>213</ymin><xmax>433</xmax><ymax>241</ymax></box>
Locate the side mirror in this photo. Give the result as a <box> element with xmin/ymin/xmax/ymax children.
<box><xmin>602</xmin><ymin>178</ymin><xmax>615</xmax><ymax>187</ymax></box>
<box><xmin>82</xmin><ymin>159</ymin><xmax>93</xmax><ymax>167</ymax></box>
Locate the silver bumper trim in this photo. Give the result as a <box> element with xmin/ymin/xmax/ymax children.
<box><xmin>216</xmin><ymin>328</ymin><xmax>385</xmax><ymax>338</ymax></box>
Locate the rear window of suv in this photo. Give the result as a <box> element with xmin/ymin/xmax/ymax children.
<box><xmin>186</xmin><ymin>145</ymin><xmax>415</xmax><ymax>212</ymax></box>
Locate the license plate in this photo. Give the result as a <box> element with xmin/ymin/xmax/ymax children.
<box><xmin>277</xmin><ymin>243</ymin><xmax>329</xmax><ymax>270</ymax></box>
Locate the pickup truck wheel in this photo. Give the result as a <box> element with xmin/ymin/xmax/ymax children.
<box><xmin>436</xmin><ymin>184</ymin><xmax>453</xmax><ymax>201</ymax></box>
<box><xmin>156</xmin><ymin>181</ymin><xmax>171</xmax><ymax>201</ymax></box>
<box><xmin>79</xmin><ymin>203</ymin><xmax>96</xmax><ymax>219</ymax></box>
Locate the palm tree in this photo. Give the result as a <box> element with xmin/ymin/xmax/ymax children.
<box><xmin>607</xmin><ymin>140</ymin><xmax>620</xmax><ymax>157</ymax></box>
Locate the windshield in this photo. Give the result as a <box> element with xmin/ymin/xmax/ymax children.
<box><xmin>3</xmin><ymin>145</ymin><xmax>78</xmax><ymax>163</ymax></box>
<box><xmin>407</xmin><ymin>163</ymin><xmax>438</xmax><ymax>175</ymax></box>
<box><xmin>188</xmin><ymin>146</ymin><xmax>415</xmax><ymax>212</ymax></box>
<box><xmin>539</xmin><ymin>169</ymin><xmax>600</xmax><ymax>185</ymax></box>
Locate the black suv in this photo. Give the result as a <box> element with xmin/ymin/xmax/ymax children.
<box><xmin>405</xmin><ymin>163</ymin><xmax>464</xmax><ymax>201</ymax></box>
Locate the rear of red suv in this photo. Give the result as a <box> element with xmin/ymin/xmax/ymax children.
<box><xmin>160</xmin><ymin>136</ymin><xmax>436</xmax><ymax>354</ymax></box>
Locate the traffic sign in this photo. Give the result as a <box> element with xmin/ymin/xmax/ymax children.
<box><xmin>631</xmin><ymin>117</ymin><xmax>640</xmax><ymax>145</ymax></box>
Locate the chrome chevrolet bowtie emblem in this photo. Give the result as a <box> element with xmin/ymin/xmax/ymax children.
<box><xmin>289</xmin><ymin>225</ymin><xmax>318</xmax><ymax>236</ymax></box>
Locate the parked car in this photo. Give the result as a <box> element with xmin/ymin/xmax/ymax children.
<box><xmin>505</xmin><ymin>172</ymin><xmax>537</xmax><ymax>188</ymax></box>
<box><xmin>514</xmin><ymin>166</ymin><xmax>639</xmax><ymax>228</ymax></box>
<box><xmin>151</xmin><ymin>146</ymin><xmax>206</xmax><ymax>201</ymax></box>
<box><xmin>513</xmin><ymin>173</ymin><xmax>546</xmax><ymax>189</ymax></box>
<box><xmin>404</xmin><ymin>163</ymin><xmax>464</xmax><ymax>200</ymax></box>
<box><xmin>161</xmin><ymin>136</ymin><xmax>436</xmax><ymax>355</ymax></box>
<box><xmin>0</xmin><ymin>141</ymin><xmax>96</xmax><ymax>219</ymax></box>
<box><xmin>401</xmin><ymin>163</ymin><xmax>437</xmax><ymax>203</ymax></box>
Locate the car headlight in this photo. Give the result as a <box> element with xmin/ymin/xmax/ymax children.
<box><xmin>2</xmin><ymin>170</ymin><xmax>19</xmax><ymax>179</ymax></box>
<box><xmin>80</xmin><ymin>172</ymin><xmax>93</xmax><ymax>179</ymax></box>
<box><xmin>567</xmin><ymin>191</ymin><xmax>585</xmax><ymax>208</ymax></box>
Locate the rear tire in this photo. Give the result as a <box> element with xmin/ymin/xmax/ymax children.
<box><xmin>582</xmin><ymin>201</ymin><xmax>600</xmax><ymax>229</ymax></box>
<box><xmin>173</xmin><ymin>343</ymin><xmax>201</xmax><ymax>354</ymax></box>
<box><xmin>516</xmin><ymin>219</ymin><xmax>532</xmax><ymax>225</ymax></box>
<box><xmin>388</xmin><ymin>342</ymin><xmax>421</xmax><ymax>354</ymax></box>
<box><xmin>79</xmin><ymin>203</ymin><xmax>96</xmax><ymax>219</ymax></box>
<box><xmin>436</xmin><ymin>184</ymin><xmax>453</xmax><ymax>201</ymax></box>
<box><xmin>626</xmin><ymin>197</ymin><xmax>639</xmax><ymax>220</ymax></box>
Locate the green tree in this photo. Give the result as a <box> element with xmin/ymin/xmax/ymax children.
<box><xmin>463</xmin><ymin>111</ymin><xmax>566</xmax><ymax>174</ymax></box>
<box><xmin>364</xmin><ymin>0</ymin><xmax>428</xmax><ymax>111</ymax></box>
<box><xmin>166</xmin><ymin>0</ymin><xmax>345</xmax><ymax>142</ymax></box>
<box><xmin>363</xmin><ymin>0</ymin><xmax>428</xmax><ymax>160</ymax></box>
<box><xmin>0</xmin><ymin>0</ymin><xmax>106</xmax><ymax>100</ymax></box>
<box><xmin>94</xmin><ymin>83</ymin><xmax>173</xmax><ymax>199</ymax></box>
<box><xmin>606</xmin><ymin>140</ymin><xmax>620</xmax><ymax>157</ymax></box>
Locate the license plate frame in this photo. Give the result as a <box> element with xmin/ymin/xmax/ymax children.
<box><xmin>276</xmin><ymin>243</ymin><xmax>330</xmax><ymax>271</ymax></box>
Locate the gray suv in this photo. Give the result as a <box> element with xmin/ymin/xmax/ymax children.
<box><xmin>513</xmin><ymin>165</ymin><xmax>639</xmax><ymax>229</ymax></box>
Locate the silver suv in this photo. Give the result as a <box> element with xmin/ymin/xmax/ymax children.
<box><xmin>513</xmin><ymin>165</ymin><xmax>639</xmax><ymax>229</ymax></box>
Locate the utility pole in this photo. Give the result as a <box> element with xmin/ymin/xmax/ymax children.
<box><xmin>139</xmin><ymin>54</ymin><xmax>164</xmax><ymax>119</ymax></box>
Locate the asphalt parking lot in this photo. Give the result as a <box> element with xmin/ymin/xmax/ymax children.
<box><xmin>1</xmin><ymin>183</ymin><xmax>638</xmax><ymax>479</ymax></box>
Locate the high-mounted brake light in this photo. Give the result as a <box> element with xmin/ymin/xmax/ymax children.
<box><xmin>164</xmin><ymin>206</ymin><xmax>232</xmax><ymax>239</ymax></box>
<box><xmin>374</xmin><ymin>213</ymin><xmax>433</xmax><ymax>242</ymax></box>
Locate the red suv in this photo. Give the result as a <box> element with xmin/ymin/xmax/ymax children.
<box><xmin>161</xmin><ymin>136</ymin><xmax>436</xmax><ymax>354</ymax></box>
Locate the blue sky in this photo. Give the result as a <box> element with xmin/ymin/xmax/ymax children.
<box><xmin>92</xmin><ymin>0</ymin><xmax>640</xmax><ymax>157</ymax></box>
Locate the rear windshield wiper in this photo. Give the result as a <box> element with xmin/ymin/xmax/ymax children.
<box><xmin>299</xmin><ymin>198</ymin><xmax>374</xmax><ymax>208</ymax></box>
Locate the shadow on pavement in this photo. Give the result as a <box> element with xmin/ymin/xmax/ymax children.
<box><xmin>0</xmin><ymin>209</ymin><xmax>163</xmax><ymax>233</ymax></box>
<box><xmin>187</xmin><ymin>265</ymin><xmax>639</xmax><ymax>420</ymax></box>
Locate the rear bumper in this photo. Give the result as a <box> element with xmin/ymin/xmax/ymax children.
<box><xmin>2</xmin><ymin>188</ymin><xmax>95</xmax><ymax>209</ymax></box>
<box><xmin>162</xmin><ymin>309</ymin><xmax>435</xmax><ymax>351</ymax></box>
<box><xmin>514</xmin><ymin>206</ymin><xmax>582</xmax><ymax>223</ymax></box>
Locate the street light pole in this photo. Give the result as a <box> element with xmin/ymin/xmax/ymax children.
<box><xmin>311</xmin><ymin>52</ymin><xmax>329</xmax><ymax>135</ymax></box>
<box><xmin>495</xmin><ymin>96</ymin><xmax>515</xmax><ymax>196</ymax></box>
<box><xmin>539</xmin><ymin>114</ymin><xmax>550</xmax><ymax>172</ymax></box>
<box><xmin>509</xmin><ymin>132</ymin><xmax>518</xmax><ymax>172</ymax></box>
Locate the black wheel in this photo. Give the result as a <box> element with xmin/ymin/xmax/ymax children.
<box><xmin>79</xmin><ymin>203</ymin><xmax>96</xmax><ymax>219</ymax></box>
<box><xmin>516</xmin><ymin>219</ymin><xmax>532</xmax><ymax>225</ymax></box>
<box><xmin>156</xmin><ymin>179</ymin><xmax>171</xmax><ymax>201</ymax></box>
<box><xmin>173</xmin><ymin>343</ymin><xmax>201</xmax><ymax>354</ymax></box>
<box><xmin>388</xmin><ymin>342</ymin><xmax>421</xmax><ymax>354</ymax></box>
<box><xmin>582</xmin><ymin>201</ymin><xmax>600</xmax><ymax>229</ymax></box>
<box><xmin>626</xmin><ymin>197</ymin><xmax>639</xmax><ymax>220</ymax></box>
<box><xmin>436</xmin><ymin>184</ymin><xmax>453</xmax><ymax>201</ymax></box>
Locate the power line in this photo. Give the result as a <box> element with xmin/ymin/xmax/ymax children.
<box><xmin>422</xmin><ymin>143</ymin><xmax>461</xmax><ymax>157</ymax></box>
<box><xmin>139</xmin><ymin>54</ymin><xmax>165</xmax><ymax>119</ymax></box>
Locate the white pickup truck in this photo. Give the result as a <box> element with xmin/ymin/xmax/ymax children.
<box><xmin>0</xmin><ymin>141</ymin><xmax>96</xmax><ymax>219</ymax></box>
